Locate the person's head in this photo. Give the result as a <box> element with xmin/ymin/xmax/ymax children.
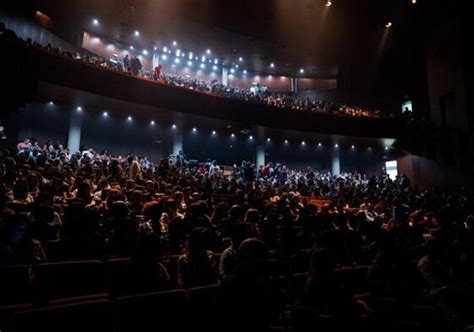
<box><xmin>234</xmin><ymin>238</ymin><xmax>268</xmax><ymax>275</ymax></box>
<box><xmin>143</xmin><ymin>200</ymin><xmax>163</xmax><ymax>223</ymax></box>
<box><xmin>76</xmin><ymin>180</ymin><xmax>92</xmax><ymax>201</ymax></box>
<box><xmin>110</xmin><ymin>200</ymin><xmax>129</xmax><ymax>219</ymax></box>
<box><xmin>186</xmin><ymin>227</ymin><xmax>211</xmax><ymax>256</ymax></box>
<box><xmin>244</xmin><ymin>208</ymin><xmax>259</xmax><ymax>224</ymax></box>
<box><xmin>308</xmin><ymin>248</ymin><xmax>334</xmax><ymax>282</ymax></box>
<box><xmin>132</xmin><ymin>232</ymin><xmax>163</xmax><ymax>262</ymax></box>
<box><xmin>13</xmin><ymin>178</ymin><xmax>29</xmax><ymax>200</ymax></box>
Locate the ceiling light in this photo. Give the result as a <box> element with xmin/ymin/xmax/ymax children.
<box><xmin>325</xmin><ymin>1</ymin><xmax>332</xmax><ymax>7</ymax></box>
<box><xmin>175</xmin><ymin>58</ymin><xmax>180</xmax><ymax>64</ymax></box>
<box><xmin>200</xmin><ymin>63</ymin><xmax>205</xmax><ymax>69</ymax></box>
<box><xmin>300</xmin><ymin>68</ymin><xmax>304</xmax><ymax>73</ymax></box>
<box><xmin>142</xmin><ymin>49</ymin><xmax>148</xmax><ymax>55</ymax></box>
<box><xmin>385</xmin><ymin>22</ymin><xmax>392</xmax><ymax>28</ymax></box>
<box><xmin>172</xmin><ymin>41</ymin><xmax>177</xmax><ymax>46</ymax></box>
<box><xmin>187</xmin><ymin>61</ymin><xmax>193</xmax><ymax>66</ymax></box>
<box><xmin>212</xmin><ymin>65</ymin><xmax>218</xmax><ymax>70</ymax></box>
<box><xmin>270</xmin><ymin>63</ymin><xmax>274</xmax><ymax>68</ymax></box>
<box><xmin>206</xmin><ymin>49</ymin><xmax>211</xmax><ymax>54</ymax></box>
<box><xmin>103</xmin><ymin>111</ymin><xmax>108</xmax><ymax>117</ymax></box>
<box><xmin>92</xmin><ymin>18</ymin><xmax>99</xmax><ymax>25</ymax></box>
<box><xmin>239</xmin><ymin>57</ymin><xmax>243</xmax><ymax>62</ymax></box>
<box><xmin>134</xmin><ymin>30</ymin><xmax>140</xmax><ymax>36</ymax></box>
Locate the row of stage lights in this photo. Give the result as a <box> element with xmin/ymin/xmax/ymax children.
<box><xmin>89</xmin><ymin>19</ymin><xmax>307</xmax><ymax>75</ymax></box>
<box><xmin>51</xmin><ymin>102</ymin><xmax>390</xmax><ymax>151</ymax></box>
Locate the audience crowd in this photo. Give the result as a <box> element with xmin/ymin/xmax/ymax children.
<box><xmin>1</xmin><ymin>139</ymin><xmax>473</xmax><ymax>330</ymax></box>
<box><xmin>1</xmin><ymin>22</ymin><xmax>398</xmax><ymax>119</ymax></box>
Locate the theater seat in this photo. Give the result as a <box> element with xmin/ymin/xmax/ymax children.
<box><xmin>115</xmin><ymin>289</ymin><xmax>188</xmax><ymax>331</ymax></box>
<box><xmin>33</xmin><ymin>260</ymin><xmax>104</xmax><ymax>302</ymax></box>
<box><xmin>187</xmin><ymin>284</ymin><xmax>220</xmax><ymax>329</ymax></box>
<box><xmin>290</xmin><ymin>272</ymin><xmax>308</xmax><ymax>309</ymax></box>
<box><xmin>12</xmin><ymin>300</ymin><xmax>112</xmax><ymax>332</ymax></box>
<box><xmin>104</xmin><ymin>258</ymin><xmax>130</xmax><ymax>298</ymax></box>
<box><xmin>0</xmin><ymin>265</ymin><xmax>31</xmax><ymax>305</ymax></box>
<box><xmin>0</xmin><ymin>304</ymin><xmax>32</xmax><ymax>332</ymax></box>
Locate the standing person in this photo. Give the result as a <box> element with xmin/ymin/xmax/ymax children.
<box><xmin>123</xmin><ymin>54</ymin><xmax>130</xmax><ymax>71</ymax></box>
<box><xmin>154</xmin><ymin>64</ymin><xmax>162</xmax><ymax>80</ymax></box>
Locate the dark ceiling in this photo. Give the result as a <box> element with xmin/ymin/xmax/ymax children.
<box><xmin>21</xmin><ymin>0</ymin><xmax>461</xmax><ymax>78</ymax></box>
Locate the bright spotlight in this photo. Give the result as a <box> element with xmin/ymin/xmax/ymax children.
<box><xmin>335</xmin><ymin>143</ymin><xmax>339</xmax><ymax>148</ymax></box>
<box><xmin>212</xmin><ymin>65</ymin><xmax>218</xmax><ymax>71</ymax></box>
<box><xmin>187</xmin><ymin>61</ymin><xmax>193</xmax><ymax>66</ymax></box>
<box><xmin>92</xmin><ymin>18</ymin><xmax>99</xmax><ymax>25</ymax></box>
<box><xmin>134</xmin><ymin>30</ymin><xmax>140</xmax><ymax>37</ymax></box>
<box><xmin>318</xmin><ymin>142</ymin><xmax>322</xmax><ymax>146</ymax></box>
<box><xmin>284</xmin><ymin>140</ymin><xmax>288</xmax><ymax>144</ymax></box>
<box><xmin>270</xmin><ymin>63</ymin><xmax>274</xmax><ymax>68</ymax></box>
<box><xmin>189</xmin><ymin>52</ymin><xmax>193</xmax><ymax>59</ymax></box>
<box><xmin>154</xmin><ymin>46</ymin><xmax>157</xmax><ymax>51</ymax></box>
<box><xmin>351</xmin><ymin>145</ymin><xmax>355</xmax><ymax>149</ymax></box>
<box><xmin>243</xmin><ymin>69</ymin><xmax>247</xmax><ymax>74</ymax></box>
<box><xmin>142</xmin><ymin>49</ymin><xmax>148</xmax><ymax>55</ymax></box>
<box><xmin>49</xmin><ymin>101</ymin><xmax>54</xmax><ymax>105</ymax></box>
<box><xmin>325</xmin><ymin>1</ymin><xmax>332</xmax><ymax>7</ymax></box>
<box><xmin>200</xmin><ymin>63</ymin><xmax>205</xmax><ymax>69</ymax></box>
<box><xmin>192</xmin><ymin>127</ymin><xmax>197</xmax><ymax>132</ymax></box>
<box><xmin>214</xmin><ymin>59</ymin><xmax>218</xmax><ymax>64</ymax></box>
<box><xmin>385</xmin><ymin>22</ymin><xmax>392</xmax><ymax>28</ymax></box>
<box><xmin>249</xmin><ymin>135</ymin><xmax>253</xmax><ymax>140</ymax></box>
<box><xmin>161</xmin><ymin>54</ymin><xmax>167</xmax><ymax>60</ymax></box>
<box><xmin>176</xmin><ymin>49</ymin><xmax>181</xmax><ymax>57</ymax></box>
<box><xmin>172</xmin><ymin>124</ymin><xmax>176</xmax><ymax>129</ymax></box>
<box><xmin>150</xmin><ymin>120</ymin><xmax>155</xmax><ymax>125</ymax></box>
<box><xmin>76</xmin><ymin>106</ymin><xmax>82</xmax><ymax>112</ymax></box>
<box><xmin>201</xmin><ymin>56</ymin><xmax>206</xmax><ymax>63</ymax></box>
<box><xmin>129</xmin><ymin>45</ymin><xmax>134</xmax><ymax>50</ymax></box>
<box><xmin>385</xmin><ymin>146</ymin><xmax>389</xmax><ymax>150</ymax></box>
<box><xmin>212</xmin><ymin>130</ymin><xmax>216</xmax><ymax>135</ymax></box>
<box><xmin>175</xmin><ymin>58</ymin><xmax>180</xmax><ymax>64</ymax></box>
<box><xmin>267</xmin><ymin>138</ymin><xmax>271</xmax><ymax>142</ymax></box>
<box><xmin>206</xmin><ymin>49</ymin><xmax>211</xmax><ymax>54</ymax></box>
<box><xmin>301</xmin><ymin>141</ymin><xmax>306</xmax><ymax>145</ymax></box>
<box><xmin>103</xmin><ymin>111</ymin><xmax>108</xmax><ymax>117</ymax></box>
<box><xmin>172</xmin><ymin>41</ymin><xmax>177</xmax><ymax>46</ymax></box>
<box><xmin>230</xmin><ymin>68</ymin><xmax>235</xmax><ymax>73</ymax></box>
<box><xmin>127</xmin><ymin>116</ymin><xmax>132</xmax><ymax>121</ymax></box>
<box><xmin>231</xmin><ymin>133</ymin><xmax>235</xmax><ymax>138</ymax></box>
<box><xmin>239</xmin><ymin>57</ymin><xmax>243</xmax><ymax>62</ymax></box>
<box><xmin>300</xmin><ymin>68</ymin><xmax>304</xmax><ymax>73</ymax></box>
<box><xmin>163</xmin><ymin>46</ymin><xmax>168</xmax><ymax>52</ymax></box>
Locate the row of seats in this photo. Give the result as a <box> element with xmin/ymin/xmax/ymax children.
<box><xmin>1</xmin><ymin>257</ymin><xmax>370</xmax><ymax>306</ymax></box>
<box><xmin>1</xmin><ymin>285</ymin><xmax>221</xmax><ymax>332</ymax></box>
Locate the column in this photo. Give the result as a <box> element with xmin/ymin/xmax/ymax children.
<box><xmin>256</xmin><ymin>142</ymin><xmax>265</xmax><ymax>168</ymax></box>
<box><xmin>222</xmin><ymin>67</ymin><xmax>229</xmax><ymax>86</ymax></box>
<box><xmin>331</xmin><ymin>148</ymin><xmax>340</xmax><ymax>175</ymax></box>
<box><xmin>291</xmin><ymin>77</ymin><xmax>298</xmax><ymax>93</ymax></box>
<box><xmin>67</xmin><ymin>116</ymin><xmax>82</xmax><ymax>153</ymax></box>
<box><xmin>172</xmin><ymin>133</ymin><xmax>183</xmax><ymax>156</ymax></box>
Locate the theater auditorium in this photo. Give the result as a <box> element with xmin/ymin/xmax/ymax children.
<box><xmin>0</xmin><ymin>1</ymin><xmax>473</xmax><ymax>331</ymax></box>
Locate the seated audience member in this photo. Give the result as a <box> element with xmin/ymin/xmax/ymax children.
<box><xmin>218</xmin><ymin>239</ymin><xmax>272</xmax><ymax>330</ymax></box>
<box><xmin>127</xmin><ymin>232</ymin><xmax>170</xmax><ymax>293</ymax></box>
<box><xmin>178</xmin><ymin>227</ymin><xmax>217</xmax><ymax>288</ymax></box>
<box><xmin>305</xmin><ymin>248</ymin><xmax>370</xmax><ymax>324</ymax></box>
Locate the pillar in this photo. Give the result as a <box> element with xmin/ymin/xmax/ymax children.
<box><xmin>67</xmin><ymin>116</ymin><xmax>82</xmax><ymax>153</ymax></box>
<box><xmin>331</xmin><ymin>148</ymin><xmax>340</xmax><ymax>175</ymax></box>
<box><xmin>172</xmin><ymin>133</ymin><xmax>183</xmax><ymax>156</ymax></box>
<box><xmin>291</xmin><ymin>77</ymin><xmax>298</xmax><ymax>93</ymax></box>
<box><xmin>256</xmin><ymin>142</ymin><xmax>265</xmax><ymax>168</ymax></box>
<box><xmin>222</xmin><ymin>67</ymin><xmax>229</xmax><ymax>86</ymax></box>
